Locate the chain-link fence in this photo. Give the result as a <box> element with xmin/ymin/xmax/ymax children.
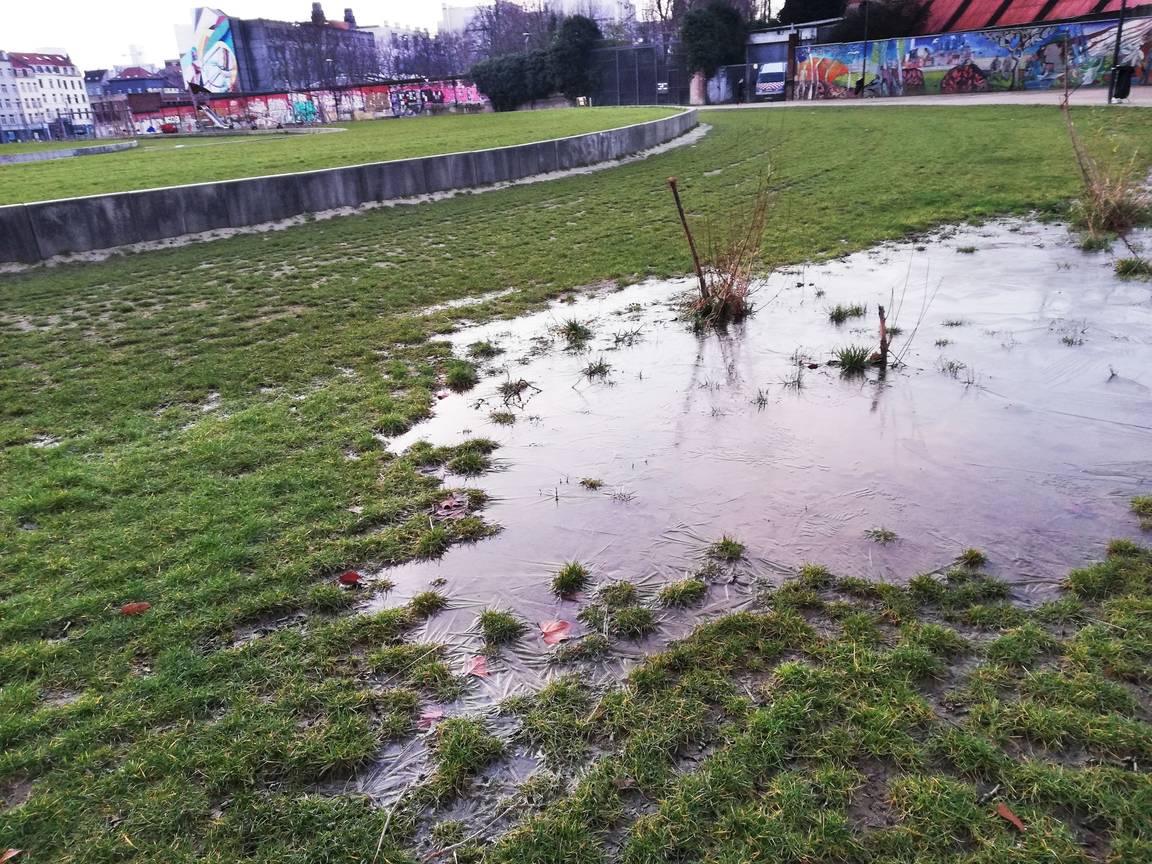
<box><xmin>587</xmin><ymin>44</ymin><xmax>691</xmax><ymax>106</ymax></box>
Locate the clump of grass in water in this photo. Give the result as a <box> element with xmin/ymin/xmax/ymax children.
<box><xmin>599</xmin><ymin>581</ymin><xmax>638</xmax><ymax>607</ymax></box>
<box><xmin>958</xmin><ymin>548</ymin><xmax>987</xmax><ymax>568</ymax></box>
<box><xmin>707</xmin><ymin>535</ymin><xmax>745</xmax><ymax>561</ymax></box>
<box><xmin>552</xmin><ymin>562</ymin><xmax>590</xmax><ymax>598</ymax></box>
<box><xmin>448</xmin><ymin>450</ymin><xmax>490</xmax><ymax>476</ymax></box>
<box><xmin>307</xmin><ymin>583</ymin><xmax>355</xmax><ymax>613</ymax></box>
<box><xmin>467</xmin><ymin>340</ymin><xmax>503</xmax><ymax>359</ymax></box>
<box><xmin>410</xmin><ymin>590</ymin><xmax>449</xmax><ymax>618</ymax></box>
<box><xmin>1078</xmin><ymin>233</ymin><xmax>1112</xmax><ymax>252</ymax></box>
<box><xmin>658</xmin><ymin>578</ymin><xmax>707</xmax><ymax>607</ymax></box>
<box><xmin>938</xmin><ymin>358</ymin><xmax>967</xmax><ymax>378</ymax></box>
<box><xmin>498</xmin><ymin>377</ymin><xmax>537</xmax><ymax>405</ymax></box>
<box><xmin>828</xmin><ymin>304</ymin><xmax>866</xmax><ymax>325</ymax></box>
<box><xmin>558</xmin><ymin>319</ymin><xmax>592</xmax><ymax>348</ymax></box>
<box><xmin>864</xmin><ymin>527</ymin><xmax>897</xmax><ymax>545</ymax></box>
<box><xmin>579</xmin><ymin>478</ymin><xmax>603</xmax><ymax>490</ymax></box>
<box><xmin>477</xmin><ymin>610</ymin><xmax>525</xmax><ymax>649</ymax></box>
<box><xmin>956</xmin><ymin>245</ymin><xmax>977</xmax><ymax>254</ymax></box>
<box><xmin>613</xmin><ymin>606</ymin><xmax>656</xmax><ymax>639</ymax></box>
<box><xmin>934</xmin><ymin>338</ymin><xmax>951</xmax><ymax>347</ymax></box>
<box><xmin>835</xmin><ymin>345</ymin><xmax>870</xmax><ymax>375</ymax></box>
<box><xmin>1132</xmin><ymin>497</ymin><xmax>1152</xmax><ymax>530</ymax></box>
<box><xmin>551</xmin><ymin>633</ymin><xmax>611</xmax><ymax>662</ymax></box>
<box><xmin>444</xmin><ymin>360</ymin><xmax>478</xmax><ymax>393</ymax></box>
<box><xmin>489</xmin><ymin>410</ymin><xmax>516</xmax><ymax>426</ymax></box>
<box><xmin>1115</xmin><ymin>257</ymin><xmax>1152</xmax><ymax>279</ymax></box>
<box><xmin>581</xmin><ymin>357</ymin><xmax>611</xmax><ymax>379</ymax></box>
<box><xmin>942</xmin><ymin>319</ymin><xmax>966</xmax><ymax>328</ymax></box>
<box><xmin>668</xmin><ymin>176</ymin><xmax>766</xmax><ymax>327</ymax></box>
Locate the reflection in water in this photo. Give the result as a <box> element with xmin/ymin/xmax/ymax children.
<box><xmin>346</xmin><ymin>220</ymin><xmax>1152</xmax><ymax>800</ymax></box>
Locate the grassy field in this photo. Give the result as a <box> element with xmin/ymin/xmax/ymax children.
<box><xmin>1</xmin><ymin>104</ymin><xmax>1150</xmax><ymax>863</ymax></box>
<box><xmin>0</xmin><ymin>107</ymin><xmax>675</xmax><ymax>204</ymax></box>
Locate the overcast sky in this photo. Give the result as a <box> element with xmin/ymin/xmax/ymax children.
<box><xmin>6</xmin><ymin>1</ymin><xmax>450</xmax><ymax>69</ymax></box>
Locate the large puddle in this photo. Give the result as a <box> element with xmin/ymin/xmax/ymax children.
<box><xmin>350</xmin><ymin>220</ymin><xmax>1152</xmax><ymax>801</ymax></box>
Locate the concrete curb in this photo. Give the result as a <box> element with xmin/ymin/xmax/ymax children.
<box><xmin>0</xmin><ymin>109</ymin><xmax>697</xmax><ymax>265</ymax></box>
<box><xmin>0</xmin><ymin>140</ymin><xmax>138</xmax><ymax>165</ymax></box>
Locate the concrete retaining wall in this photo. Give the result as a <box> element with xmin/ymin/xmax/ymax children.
<box><xmin>0</xmin><ymin>140</ymin><xmax>138</xmax><ymax>165</ymax></box>
<box><xmin>0</xmin><ymin>109</ymin><xmax>697</xmax><ymax>265</ymax></box>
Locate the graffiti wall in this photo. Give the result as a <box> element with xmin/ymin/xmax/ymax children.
<box><xmin>796</xmin><ymin>17</ymin><xmax>1152</xmax><ymax>99</ymax></box>
<box><xmin>180</xmin><ymin>7</ymin><xmax>239</xmax><ymax>94</ymax></box>
<box><xmin>129</xmin><ymin>80</ymin><xmax>486</xmax><ymax>133</ymax></box>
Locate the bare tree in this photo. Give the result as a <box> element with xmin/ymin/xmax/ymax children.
<box><xmin>470</xmin><ymin>0</ymin><xmax>560</xmax><ymax>59</ymax></box>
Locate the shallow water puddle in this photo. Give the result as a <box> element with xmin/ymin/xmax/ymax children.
<box><xmin>349</xmin><ymin>221</ymin><xmax>1152</xmax><ymax>800</ymax></box>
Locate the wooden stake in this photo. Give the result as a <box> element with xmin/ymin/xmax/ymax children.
<box><xmin>667</xmin><ymin>177</ymin><xmax>709</xmax><ymax>300</ymax></box>
<box><xmin>878</xmin><ymin>304</ymin><xmax>889</xmax><ymax>368</ymax></box>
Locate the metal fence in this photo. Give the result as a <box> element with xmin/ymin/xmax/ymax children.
<box><xmin>587</xmin><ymin>44</ymin><xmax>691</xmax><ymax>106</ymax></box>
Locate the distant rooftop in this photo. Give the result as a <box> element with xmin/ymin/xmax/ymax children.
<box><xmin>921</xmin><ymin>0</ymin><xmax>1129</xmax><ymax>33</ymax></box>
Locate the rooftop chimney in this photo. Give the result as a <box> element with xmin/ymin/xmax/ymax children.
<box><xmin>343</xmin><ymin>8</ymin><xmax>357</xmax><ymax>25</ymax></box>
<box><xmin>311</xmin><ymin>3</ymin><xmax>325</xmax><ymax>24</ymax></box>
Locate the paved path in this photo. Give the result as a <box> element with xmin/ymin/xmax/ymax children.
<box><xmin>699</xmin><ymin>86</ymin><xmax>1152</xmax><ymax>109</ymax></box>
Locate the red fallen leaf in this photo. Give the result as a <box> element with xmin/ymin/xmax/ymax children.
<box><xmin>467</xmin><ymin>655</ymin><xmax>489</xmax><ymax>678</ymax></box>
<box><xmin>418</xmin><ymin>709</ymin><xmax>444</xmax><ymax>729</ymax></box>
<box><xmin>1</xmin><ymin>850</ymin><xmax>22</xmax><ymax>862</ymax></box>
<box><xmin>540</xmin><ymin>619</ymin><xmax>572</xmax><ymax>645</ymax></box>
<box><xmin>338</xmin><ymin>570</ymin><xmax>362</xmax><ymax>586</ymax></box>
<box><xmin>996</xmin><ymin>802</ymin><xmax>1026</xmax><ymax>832</ymax></box>
<box><xmin>120</xmin><ymin>602</ymin><xmax>151</xmax><ymax>616</ymax></box>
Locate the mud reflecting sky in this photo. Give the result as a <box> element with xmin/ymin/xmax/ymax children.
<box><xmin>352</xmin><ymin>221</ymin><xmax>1152</xmax><ymax>799</ymax></box>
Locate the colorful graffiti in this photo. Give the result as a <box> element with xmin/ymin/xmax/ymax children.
<box><xmin>796</xmin><ymin>17</ymin><xmax>1152</xmax><ymax>99</ymax></box>
<box><xmin>180</xmin><ymin>7</ymin><xmax>239</xmax><ymax>94</ymax></box>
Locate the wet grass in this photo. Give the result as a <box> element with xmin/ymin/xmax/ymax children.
<box><xmin>864</xmin><ymin>526</ymin><xmax>897</xmax><ymax>545</ymax></box>
<box><xmin>707</xmin><ymin>535</ymin><xmax>746</xmax><ymax>561</ymax></box>
<box><xmin>552</xmin><ymin>562</ymin><xmax>590</xmax><ymax>598</ymax></box>
<box><xmin>489</xmin><ymin>410</ymin><xmax>517</xmax><ymax>426</ymax></box>
<box><xmin>1115</xmin><ymin>257</ymin><xmax>1152</xmax><ymax>279</ymax></box>
<box><xmin>828</xmin><ymin>303</ymin><xmax>867</xmax><ymax>325</ymax></box>
<box><xmin>579</xmin><ymin>477</ymin><xmax>604</xmax><ymax>490</ymax></box>
<box><xmin>581</xmin><ymin>357</ymin><xmax>612</xmax><ymax>379</ymax></box>
<box><xmin>658</xmin><ymin>578</ymin><xmax>708</xmax><ymax>607</ymax></box>
<box><xmin>467</xmin><ymin>340</ymin><xmax>504</xmax><ymax>359</ymax></box>
<box><xmin>836</xmin><ymin>344</ymin><xmax>871</xmax><ymax>375</ymax></box>
<box><xmin>410</xmin><ymin>589</ymin><xmax>450</xmax><ymax>618</ymax></box>
<box><xmin>559</xmin><ymin>318</ymin><xmax>593</xmax><ymax>348</ymax></box>
<box><xmin>958</xmin><ymin>548</ymin><xmax>988</xmax><ymax>568</ymax></box>
<box><xmin>3</xmin><ymin>105</ymin><xmax>1152</xmax><ymax>861</ymax></box>
<box><xmin>477</xmin><ymin>610</ymin><xmax>526</xmax><ymax>650</ymax></box>
<box><xmin>1132</xmin><ymin>496</ymin><xmax>1152</xmax><ymax>531</ymax></box>
<box><xmin>444</xmin><ymin>360</ymin><xmax>479</xmax><ymax>392</ymax></box>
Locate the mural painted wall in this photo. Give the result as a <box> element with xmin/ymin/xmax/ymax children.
<box><xmin>129</xmin><ymin>81</ymin><xmax>485</xmax><ymax>134</ymax></box>
<box><xmin>796</xmin><ymin>17</ymin><xmax>1152</xmax><ymax>99</ymax></box>
<box><xmin>180</xmin><ymin>7</ymin><xmax>239</xmax><ymax>94</ymax></box>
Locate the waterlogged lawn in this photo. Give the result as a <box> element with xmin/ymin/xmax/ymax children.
<box><xmin>1</xmin><ymin>105</ymin><xmax>1151</xmax><ymax>862</ymax></box>
<box><xmin>0</xmin><ymin>106</ymin><xmax>676</xmax><ymax>203</ymax></box>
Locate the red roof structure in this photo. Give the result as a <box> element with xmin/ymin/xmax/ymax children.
<box><xmin>9</xmin><ymin>52</ymin><xmax>74</xmax><ymax>68</ymax></box>
<box><xmin>921</xmin><ymin>0</ymin><xmax>1129</xmax><ymax>33</ymax></box>
<box><xmin>113</xmin><ymin>66</ymin><xmax>162</xmax><ymax>80</ymax></box>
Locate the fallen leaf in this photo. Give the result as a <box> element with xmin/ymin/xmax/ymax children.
<box><xmin>434</xmin><ymin>492</ymin><xmax>470</xmax><ymax>520</ymax></box>
<box><xmin>435</xmin><ymin>389</ymin><xmax>451</xmax><ymax>400</ymax></box>
<box><xmin>996</xmin><ymin>802</ymin><xmax>1026</xmax><ymax>832</ymax></box>
<box><xmin>120</xmin><ymin>602</ymin><xmax>151</xmax><ymax>616</ymax></box>
<box><xmin>807</xmin><ymin>363</ymin><xmax>820</xmax><ymax>370</ymax></box>
<box><xmin>338</xmin><ymin>570</ymin><xmax>362</xmax><ymax>586</ymax></box>
<box><xmin>418</xmin><ymin>709</ymin><xmax>444</xmax><ymax>729</ymax></box>
<box><xmin>540</xmin><ymin>619</ymin><xmax>572</xmax><ymax>645</ymax></box>
<box><xmin>467</xmin><ymin>655</ymin><xmax>489</xmax><ymax>678</ymax></box>
<box><xmin>1</xmin><ymin>850</ymin><xmax>22</xmax><ymax>862</ymax></box>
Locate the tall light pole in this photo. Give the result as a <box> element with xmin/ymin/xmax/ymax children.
<box><xmin>858</xmin><ymin>0</ymin><xmax>870</xmax><ymax>97</ymax></box>
<box><xmin>1107</xmin><ymin>0</ymin><xmax>1129</xmax><ymax>104</ymax></box>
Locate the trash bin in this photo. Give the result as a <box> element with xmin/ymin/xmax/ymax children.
<box><xmin>1112</xmin><ymin>64</ymin><xmax>1135</xmax><ymax>100</ymax></box>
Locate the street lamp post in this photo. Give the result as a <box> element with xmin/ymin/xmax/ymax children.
<box><xmin>1107</xmin><ymin>0</ymin><xmax>1129</xmax><ymax>104</ymax></box>
<box><xmin>858</xmin><ymin>0</ymin><xmax>871</xmax><ymax>97</ymax></box>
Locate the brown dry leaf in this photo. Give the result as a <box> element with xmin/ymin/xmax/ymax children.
<box><xmin>996</xmin><ymin>801</ymin><xmax>1026</xmax><ymax>832</ymax></box>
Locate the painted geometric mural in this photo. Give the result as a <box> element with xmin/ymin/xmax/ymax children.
<box><xmin>180</xmin><ymin>7</ymin><xmax>239</xmax><ymax>94</ymax></box>
<box><xmin>796</xmin><ymin>17</ymin><xmax>1152</xmax><ymax>99</ymax></box>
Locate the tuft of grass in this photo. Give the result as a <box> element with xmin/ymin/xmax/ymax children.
<box><xmin>942</xmin><ymin>318</ymin><xmax>966</xmax><ymax>327</ymax></box>
<box><xmin>467</xmin><ymin>340</ymin><xmax>503</xmax><ymax>359</ymax></box>
<box><xmin>934</xmin><ymin>338</ymin><xmax>951</xmax><ymax>347</ymax></box>
<box><xmin>307</xmin><ymin>583</ymin><xmax>355</xmax><ymax>613</ymax></box>
<box><xmin>477</xmin><ymin>609</ymin><xmax>525</xmax><ymax>649</ymax></box>
<box><xmin>658</xmin><ymin>578</ymin><xmax>708</xmax><ymax>607</ymax></box>
<box><xmin>444</xmin><ymin>360</ymin><xmax>479</xmax><ymax>392</ymax></box>
<box><xmin>1132</xmin><ymin>496</ymin><xmax>1152</xmax><ymax>530</ymax></box>
<box><xmin>448</xmin><ymin>450</ymin><xmax>491</xmax><ymax>476</ymax></box>
<box><xmin>498</xmin><ymin>377</ymin><xmax>536</xmax><ymax>404</ymax></box>
<box><xmin>579</xmin><ymin>477</ymin><xmax>604</xmax><ymax>490</ymax></box>
<box><xmin>613</xmin><ymin>606</ymin><xmax>656</xmax><ymax>639</ymax></box>
<box><xmin>489</xmin><ymin>410</ymin><xmax>517</xmax><ymax>425</ymax></box>
<box><xmin>864</xmin><ymin>527</ymin><xmax>897</xmax><ymax>545</ymax></box>
<box><xmin>938</xmin><ymin>357</ymin><xmax>967</xmax><ymax>378</ymax></box>
<box><xmin>558</xmin><ymin>318</ymin><xmax>592</xmax><ymax>347</ymax></box>
<box><xmin>958</xmin><ymin>548</ymin><xmax>987</xmax><ymax>568</ymax></box>
<box><xmin>835</xmin><ymin>345</ymin><xmax>871</xmax><ymax>375</ymax></box>
<box><xmin>1077</xmin><ymin>232</ymin><xmax>1112</xmax><ymax>252</ymax></box>
<box><xmin>598</xmin><ymin>581</ymin><xmax>638</xmax><ymax>608</ymax></box>
<box><xmin>551</xmin><ymin>633</ymin><xmax>611</xmax><ymax>662</ymax></box>
<box><xmin>410</xmin><ymin>590</ymin><xmax>449</xmax><ymax>618</ymax></box>
<box><xmin>707</xmin><ymin>535</ymin><xmax>746</xmax><ymax>562</ymax></box>
<box><xmin>1116</xmin><ymin>257</ymin><xmax>1152</xmax><ymax>279</ymax></box>
<box><xmin>828</xmin><ymin>303</ymin><xmax>866</xmax><ymax>325</ymax></box>
<box><xmin>552</xmin><ymin>562</ymin><xmax>590</xmax><ymax>598</ymax></box>
<box><xmin>581</xmin><ymin>357</ymin><xmax>611</xmax><ymax>379</ymax></box>
<box><xmin>427</xmin><ymin>716</ymin><xmax>504</xmax><ymax>795</ymax></box>
<box><xmin>956</xmin><ymin>245</ymin><xmax>977</xmax><ymax>254</ymax></box>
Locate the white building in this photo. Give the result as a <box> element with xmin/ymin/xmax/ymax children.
<box><xmin>439</xmin><ymin>4</ymin><xmax>482</xmax><ymax>35</ymax></box>
<box><xmin>0</xmin><ymin>51</ymin><xmax>93</xmax><ymax>141</ymax></box>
